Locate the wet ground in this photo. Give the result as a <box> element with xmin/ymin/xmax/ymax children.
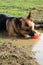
<box><xmin>0</xmin><ymin>30</ymin><xmax>43</xmax><ymax>65</ymax></box>
<box><xmin>33</xmin><ymin>33</ymin><xmax>43</xmax><ymax>65</ymax></box>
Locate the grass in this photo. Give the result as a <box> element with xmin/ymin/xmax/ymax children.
<box><xmin>0</xmin><ymin>0</ymin><xmax>43</xmax><ymax>16</ymax></box>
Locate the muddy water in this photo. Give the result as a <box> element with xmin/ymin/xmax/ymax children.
<box><xmin>0</xmin><ymin>31</ymin><xmax>43</xmax><ymax>65</ymax></box>
<box><xmin>32</xmin><ymin>33</ymin><xmax>43</xmax><ymax>65</ymax></box>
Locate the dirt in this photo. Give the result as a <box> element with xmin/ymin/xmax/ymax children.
<box><xmin>0</xmin><ymin>30</ymin><xmax>41</xmax><ymax>65</ymax></box>
<box><xmin>0</xmin><ymin>42</ymin><xmax>39</xmax><ymax>65</ymax></box>
<box><xmin>31</xmin><ymin>7</ymin><xmax>43</xmax><ymax>21</ymax></box>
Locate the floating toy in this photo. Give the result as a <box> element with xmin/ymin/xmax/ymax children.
<box><xmin>32</xmin><ymin>33</ymin><xmax>40</xmax><ymax>39</ymax></box>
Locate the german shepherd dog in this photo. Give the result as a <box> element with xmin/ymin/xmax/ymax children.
<box><xmin>0</xmin><ymin>12</ymin><xmax>36</xmax><ymax>38</ymax></box>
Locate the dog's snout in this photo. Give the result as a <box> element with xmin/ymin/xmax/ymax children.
<box><xmin>29</xmin><ymin>31</ymin><xmax>35</xmax><ymax>36</ymax></box>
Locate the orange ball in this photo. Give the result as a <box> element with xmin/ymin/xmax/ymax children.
<box><xmin>32</xmin><ymin>34</ymin><xmax>40</xmax><ymax>39</ymax></box>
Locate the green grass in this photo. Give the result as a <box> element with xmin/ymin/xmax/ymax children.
<box><xmin>0</xmin><ymin>0</ymin><xmax>43</xmax><ymax>16</ymax></box>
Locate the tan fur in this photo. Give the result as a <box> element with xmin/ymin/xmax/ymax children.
<box><xmin>6</xmin><ymin>19</ymin><xmax>15</xmax><ymax>36</ymax></box>
<box><xmin>6</xmin><ymin>12</ymin><xmax>35</xmax><ymax>38</ymax></box>
<box><xmin>26</xmin><ymin>19</ymin><xmax>35</xmax><ymax>31</ymax></box>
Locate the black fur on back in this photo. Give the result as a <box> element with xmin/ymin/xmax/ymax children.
<box><xmin>0</xmin><ymin>14</ymin><xmax>14</xmax><ymax>32</ymax></box>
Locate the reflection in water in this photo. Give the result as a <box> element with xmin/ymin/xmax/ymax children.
<box><xmin>33</xmin><ymin>33</ymin><xmax>43</xmax><ymax>65</ymax></box>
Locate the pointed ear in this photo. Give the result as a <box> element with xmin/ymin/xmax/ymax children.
<box><xmin>27</xmin><ymin>11</ymin><xmax>32</xmax><ymax>19</ymax></box>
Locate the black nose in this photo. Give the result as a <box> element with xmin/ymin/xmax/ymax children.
<box><xmin>29</xmin><ymin>31</ymin><xmax>36</xmax><ymax>36</ymax></box>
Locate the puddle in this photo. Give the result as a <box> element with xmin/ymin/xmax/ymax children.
<box><xmin>32</xmin><ymin>33</ymin><xmax>43</xmax><ymax>65</ymax></box>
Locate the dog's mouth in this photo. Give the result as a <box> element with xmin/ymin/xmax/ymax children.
<box><xmin>29</xmin><ymin>30</ymin><xmax>41</xmax><ymax>39</ymax></box>
<box><xmin>26</xmin><ymin>29</ymin><xmax>35</xmax><ymax>36</ymax></box>
<box><xmin>29</xmin><ymin>31</ymin><xmax>35</xmax><ymax>36</ymax></box>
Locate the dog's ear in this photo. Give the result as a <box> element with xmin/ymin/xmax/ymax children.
<box><xmin>27</xmin><ymin>11</ymin><xmax>32</xmax><ymax>20</ymax></box>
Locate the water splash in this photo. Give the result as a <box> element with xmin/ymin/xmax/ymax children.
<box><xmin>32</xmin><ymin>33</ymin><xmax>43</xmax><ymax>65</ymax></box>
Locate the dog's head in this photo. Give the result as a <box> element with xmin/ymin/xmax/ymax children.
<box><xmin>7</xmin><ymin>12</ymin><xmax>36</xmax><ymax>38</ymax></box>
<box><xmin>19</xmin><ymin>12</ymin><xmax>36</xmax><ymax>37</ymax></box>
